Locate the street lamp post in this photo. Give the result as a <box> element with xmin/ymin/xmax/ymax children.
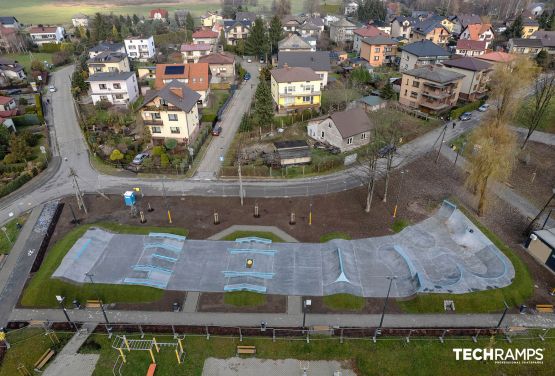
<box><xmin>526</xmin><ymin>187</ymin><xmax>555</xmax><ymax>234</ymax></box>
<box><xmin>373</xmin><ymin>276</ymin><xmax>397</xmax><ymax>343</ymax></box>
<box><xmin>1</xmin><ymin>226</ymin><xmax>12</xmax><ymax>245</ymax></box>
<box><xmin>55</xmin><ymin>296</ymin><xmax>76</xmax><ymax>331</ymax></box>
<box><xmin>302</xmin><ymin>299</ymin><xmax>311</xmax><ymax>332</ymax></box>
<box><xmin>393</xmin><ymin>170</ymin><xmax>407</xmax><ymax>219</ymax></box>
<box><xmin>85</xmin><ymin>273</ymin><xmax>112</xmax><ymax>337</ymax></box>
<box><xmin>496</xmin><ymin>301</ymin><xmax>510</xmax><ymax>329</ymax></box>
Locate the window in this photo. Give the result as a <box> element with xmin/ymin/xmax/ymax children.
<box><xmin>410</xmin><ymin>91</ymin><xmax>418</xmax><ymax>99</ymax></box>
<box><xmin>412</xmin><ymin>81</ymin><xmax>420</xmax><ymax>88</ymax></box>
<box><xmin>361</xmin><ymin>133</ymin><xmax>367</xmax><ymax>140</ymax></box>
<box><xmin>151</xmin><ymin>126</ymin><xmax>162</xmax><ymax>133</ymax></box>
<box><xmin>115</xmin><ymin>94</ymin><xmax>124</xmax><ymax>99</ymax></box>
<box><xmin>170</xmin><ymin>127</ymin><xmax>180</xmax><ymax>134</ymax></box>
<box><xmin>321</xmin><ymin>131</ymin><xmax>325</xmax><ymax>138</ymax></box>
<box><xmin>374</xmin><ymin>47</ymin><xmax>380</xmax><ymax>53</ymax></box>
<box><xmin>374</xmin><ymin>56</ymin><xmax>379</xmax><ymax>61</ymax></box>
<box><xmin>113</xmin><ymin>83</ymin><xmax>121</xmax><ymax>89</ymax></box>
<box><xmin>347</xmin><ymin>137</ymin><xmax>353</xmax><ymax>145</ymax></box>
<box><xmin>99</xmin><ymin>84</ymin><xmax>107</xmax><ymax>89</ymax></box>
<box><xmin>152</xmin><ymin>112</ymin><xmax>161</xmax><ymax>119</ymax></box>
<box><xmin>168</xmin><ymin>114</ymin><xmax>178</xmax><ymax>121</ymax></box>
<box><xmin>302</xmin><ymin>96</ymin><xmax>311</xmax><ymax>102</ymax></box>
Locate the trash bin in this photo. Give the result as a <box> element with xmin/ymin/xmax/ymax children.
<box><xmin>124</xmin><ymin>191</ymin><xmax>136</xmax><ymax>206</ymax></box>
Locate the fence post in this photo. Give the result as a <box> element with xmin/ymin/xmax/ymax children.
<box><xmin>139</xmin><ymin>325</ymin><xmax>144</xmax><ymax>339</ymax></box>
<box><xmin>205</xmin><ymin>325</ymin><xmax>210</xmax><ymax>340</ymax></box>
<box><xmin>306</xmin><ymin>331</ymin><xmax>310</xmax><ymax>344</ymax></box>
<box><xmin>272</xmin><ymin>328</ymin><xmax>276</xmax><ymax>343</ymax></box>
<box><xmin>439</xmin><ymin>330</ymin><xmax>449</xmax><ymax>343</ymax></box>
<box><xmin>405</xmin><ymin>329</ymin><xmax>413</xmax><ymax>343</ymax></box>
<box><xmin>340</xmin><ymin>328</ymin><xmax>344</xmax><ymax>344</ymax></box>
<box><xmin>172</xmin><ymin>325</ymin><xmax>177</xmax><ymax>339</ymax></box>
<box><xmin>239</xmin><ymin>327</ymin><xmax>243</xmax><ymax>342</ymax></box>
<box><xmin>472</xmin><ymin>329</ymin><xmax>480</xmax><ymax>343</ymax></box>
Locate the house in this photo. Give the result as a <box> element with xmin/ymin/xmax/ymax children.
<box><xmin>150</xmin><ymin>8</ymin><xmax>168</xmax><ymax>21</ymax></box>
<box><xmin>526</xmin><ymin>228</ymin><xmax>555</xmax><ymax>274</ymax></box>
<box><xmin>353</xmin><ymin>24</ymin><xmax>389</xmax><ymax>53</ymax></box>
<box><xmin>360</xmin><ymin>36</ymin><xmax>398</xmax><ymax>67</ymax></box>
<box><xmin>507</xmin><ymin>38</ymin><xmax>543</xmax><ymax>55</ymax></box>
<box><xmin>282</xmin><ymin>15</ymin><xmax>304</xmax><ymax>34</ymax></box>
<box><xmin>455</xmin><ymin>39</ymin><xmax>487</xmax><ymax>57</ymax></box>
<box><xmin>477</xmin><ymin>51</ymin><xmax>516</xmax><ymax>65</ymax></box>
<box><xmin>324</xmin><ymin>15</ymin><xmax>340</xmax><ymax>26</ymax></box>
<box><xmin>451</xmin><ymin>14</ymin><xmax>482</xmax><ymax>35</ymax></box>
<box><xmin>371</xmin><ymin>20</ymin><xmax>392</xmax><ymax>35</ymax></box>
<box><xmin>399</xmin><ymin>65</ymin><xmax>464</xmax><ymax>114</ymax></box>
<box><xmin>278</xmin><ymin>34</ymin><xmax>314</xmax><ymax>52</ymax></box>
<box><xmin>299</xmin><ymin>22</ymin><xmax>322</xmax><ymax>38</ymax></box>
<box><xmin>521</xmin><ymin>18</ymin><xmax>540</xmax><ymax>38</ymax></box>
<box><xmin>527</xmin><ymin>3</ymin><xmax>545</xmax><ymax>17</ymax></box>
<box><xmin>330</xmin><ymin>18</ymin><xmax>357</xmax><ymax>44</ymax></box>
<box><xmin>88</xmin><ymin>42</ymin><xmax>125</xmax><ymax>58</ymax></box>
<box><xmin>277</xmin><ymin>51</ymin><xmax>331</xmax><ymax>86</ymax></box>
<box><xmin>29</xmin><ymin>26</ymin><xmax>65</xmax><ymax>45</ymax></box>
<box><xmin>124</xmin><ymin>36</ymin><xmax>156</xmax><ymax>61</ymax></box>
<box><xmin>192</xmin><ymin>29</ymin><xmax>219</xmax><ymax>46</ymax></box>
<box><xmin>344</xmin><ymin>1</ymin><xmax>359</xmax><ymax>16</ymax></box>
<box><xmin>270</xmin><ymin>66</ymin><xmax>322</xmax><ymax>113</ymax></box>
<box><xmin>201</xmin><ymin>11</ymin><xmax>223</xmax><ymax>28</ymax></box>
<box><xmin>137</xmin><ymin>66</ymin><xmax>156</xmax><ymax>80</ymax></box>
<box><xmin>72</xmin><ymin>14</ymin><xmax>89</xmax><ymax>28</ymax></box>
<box><xmin>0</xmin><ymin>16</ymin><xmax>20</xmax><ymax>29</ymax></box>
<box><xmin>180</xmin><ymin>43</ymin><xmax>212</xmax><ymax>63</ymax></box>
<box><xmin>531</xmin><ymin>30</ymin><xmax>555</xmax><ymax>55</ymax></box>
<box><xmin>235</xmin><ymin>12</ymin><xmax>257</xmax><ymax>23</ymax></box>
<box><xmin>140</xmin><ymin>80</ymin><xmax>201</xmax><ymax>144</ymax></box>
<box><xmin>357</xmin><ymin>95</ymin><xmax>387</xmax><ymax>112</ymax></box>
<box><xmin>0</xmin><ymin>57</ymin><xmax>26</xmax><ymax>82</ymax></box>
<box><xmin>154</xmin><ymin>63</ymin><xmax>210</xmax><ymax>106</ymax></box>
<box><xmin>0</xmin><ymin>116</ymin><xmax>15</xmax><ymax>132</ymax></box>
<box><xmin>273</xmin><ymin>140</ymin><xmax>311</xmax><ymax>166</ymax></box>
<box><xmin>307</xmin><ymin>107</ymin><xmax>374</xmax><ymax>152</ymax></box>
<box><xmin>224</xmin><ymin>20</ymin><xmax>251</xmax><ymax>46</ymax></box>
<box><xmin>409</xmin><ymin>18</ymin><xmax>450</xmax><ymax>46</ymax></box>
<box><xmin>198</xmin><ymin>52</ymin><xmax>235</xmax><ymax>79</ymax></box>
<box><xmin>87</xmin><ymin>71</ymin><xmax>139</xmax><ymax>106</ymax></box>
<box><xmin>0</xmin><ymin>96</ymin><xmax>16</xmax><ymax>112</ymax></box>
<box><xmin>390</xmin><ymin>16</ymin><xmax>417</xmax><ymax>39</ymax></box>
<box><xmin>399</xmin><ymin>40</ymin><xmax>451</xmax><ymax>71</ymax></box>
<box><xmin>86</xmin><ymin>52</ymin><xmax>130</xmax><ymax>75</ymax></box>
<box><xmin>442</xmin><ymin>57</ymin><xmax>493</xmax><ymax>101</ymax></box>
<box><xmin>459</xmin><ymin>23</ymin><xmax>494</xmax><ymax>49</ymax></box>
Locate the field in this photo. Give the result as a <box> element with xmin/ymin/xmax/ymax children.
<box><xmin>0</xmin><ymin>213</ymin><xmax>28</xmax><ymax>254</ymax></box>
<box><xmin>4</xmin><ymin>52</ymin><xmax>53</xmax><ymax>72</ymax></box>
<box><xmin>77</xmin><ymin>331</ymin><xmax>555</xmax><ymax>376</ymax></box>
<box><xmin>0</xmin><ymin>0</ymin><xmax>341</xmax><ymax>25</ymax></box>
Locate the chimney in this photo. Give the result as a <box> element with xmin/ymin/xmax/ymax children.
<box><xmin>170</xmin><ymin>87</ymin><xmax>183</xmax><ymax>97</ymax></box>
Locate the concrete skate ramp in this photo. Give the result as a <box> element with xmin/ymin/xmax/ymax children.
<box><xmin>53</xmin><ymin>201</ymin><xmax>515</xmax><ymax>297</ymax></box>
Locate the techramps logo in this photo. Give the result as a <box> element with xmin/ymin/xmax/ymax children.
<box><xmin>453</xmin><ymin>348</ymin><xmax>544</xmax><ymax>365</ymax></box>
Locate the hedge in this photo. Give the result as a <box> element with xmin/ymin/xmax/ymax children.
<box><xmin>450</xmin><ymin>99</ymin><xmax>485</xmax><ymax>120</ymax></box>
<box><xmin>0</xmin><ymin>173</ymin><xmax>32</xmax><ymax>198</ymax></box>
<box><xmin>35</xmin><ymin>93</ymin><xmax>44</xmax><ymax>122</ymax></box>
<box><xmin>11</xmin><ymin>114</ymin><xmax>41</xmax><ymax>127</ymax></box>
<box><xmin>0</xmin><ymin>162</ymin><xmax>26</xmax><ymax>173</ymax></box>
<box><xmin>201</xmin><ymin>113</ymin><xmax>217</xmax><ymax>123</ymax></box>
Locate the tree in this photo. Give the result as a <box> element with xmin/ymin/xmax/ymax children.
<box><xmin>363</xmin><ymin>134</ymin><xmax>381</xmax><ymax>212</ymax></box>
<box><xmin>379</xmin><ymin>123</ymin><xmax>401</xmax><ymax>203</ymax></box>
<box><xmin>71</xmin><ymin>68</ymin><xmax>89</xmax><ymax>98</ymax></box>
<box><xmin>7</xmin><ymin>134</ymin><xmax>32</xmax><ymax>163</ymax></box>
<box><xmin>109</xmin><ymin>149</ymin><xmax>124</xmax><ymax>165</ymax></box>
<box><xmin>174</xmin><ymin>12</ymin><xmax>181</xmax><ymax>27</ymax></box>
<box><xmin>357</xmin><ymin>0</ymin><xmax>387</xmax><ymax>23</ymax></box>
<box><xmin>185</xmin><ymin>12</ymin><xmax>195</xmax><ymax>32</ymax></box>
<box><xmin>52</xmin><ymin>51</ymin><xmax>70</xmax><ymax>66</ymax></box>
<box><xmin>78</xmin><ymin>25</ymin><xmax>87</xmax><ymax>40</ymax></box>
<box><xmin>268</xmin><ymin>15</ymin><xmax>282</xmax><ymax>54</ymax></box>
<box><xmin>111</xmin><ymin>24</ymin><xmax>120</xmax><ymax>41</ymax></box>
<box><xmin>271</xmin><ymin>0</ymin><xmax>291</xmax><ymax>18</ymax></box>
<box><xmin>537</xmin><ymin>11</ymin><xmax>554</xmax><ymax>30</ymax></box>
<box><xmin>254</xmin><ymin>80</ymin><xmax>274</xmax><ymax>129</ymax></box>
<box><xmin>504</xmin><ymin>15</ymin><xmax>523</xmax><ymax>39</ymax></box>
<box><xmin>219</xmin><ymin>29</ymin><xmax>227</xmax><ymax>48</ymax></box>
<box><xmin>350</xmin><ymin>67</ymin><xmax>371</xmax><ymax>88</ymax></box>
<box><xmin>519</xmin><ymin>73</ymin><xmax>555</xmax><ymax>149</ymax></box>
<box><xmin>535</xmin><ymin>49</ymin><xmax>550</xmax><ymax>68</ymax></box>
<box><xmin>380</xmin><ymin>82</ymin><xmax>395</xmax><ymax>100</ymax></box>
<box><xmin>304</xmin><ymin>0</ymin><xmax>320</xmax><ymax>14</ymax></box>
<box><xmin>165</xmin><ymin>138</ymin><xmax>177</xmax><ymax>150</ymax></box>
<box><xmin>236</xmin><ymin>39</ymin><xmax>246</xmax><ymax>56</ymax></box>
<box><xmin>246</xmin><ymin>17</ymin><xmax>269</xmax><ymax>58</ymax></box>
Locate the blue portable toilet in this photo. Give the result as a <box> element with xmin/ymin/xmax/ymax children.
<box><xmin>124</xmin><ymin>191</ymin><xmax>136</xmax><ymax>206</ymax></box>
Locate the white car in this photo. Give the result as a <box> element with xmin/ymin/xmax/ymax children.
<box><xmin>48</xmin><ymin>85</ymin><xmax>56</xmax><ymax>93</ymax></box>
<box><xmin>247</xmin><ymin>58</ymin><xmax>252</xmax><ymax>63</ymax></box>
<box><xmin>478</xmin><ymin>104</ymin><xmax>490</xmax><ymax>112</ymax></box>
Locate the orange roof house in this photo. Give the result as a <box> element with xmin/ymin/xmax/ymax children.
<box><xmin>477</xmin><ymin>51</ymin><xmax>516</xmax><ymax>64</ymax></box>
<box><xmin>153</xmin><ymin>63</ymin><xmax>210</xmax><ymax>105</ymax></box>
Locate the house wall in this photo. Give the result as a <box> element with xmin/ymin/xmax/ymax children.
<box><xmin>87</xmin><ymin>58</ymin><xmax>130</xmax><ymax>75</ymax></box>
<box><xmin>528</xmin><ymin>238</ymin><xmax>552</xmax><ymax>264</ymax></box>
<box><xmin>271</xmin><ymin>76</ymin><xmax>322</xmax><ymax>112</ymax></box>
<box><xmin>455</xmin><ymin>48</ymin><xmax>485</xmax><ymax>57</ymax></box>
<box><xmin>207</xmin><ymin>63</ymin><xmax>235</xmax><ymax>78</ymax></box>
<box><xmin>201</xmin><ymin>14</ymin><xmax>222</xmax><ymax>27</ymax></box>
<box><xmin>137</xmin><ymin>67</ymin><xmax>156</xmax><ymax>80</ymax></box>
<box><xmin>390</xmin><ymin>20</ymin><xmax>411</xmax><ymax>39</ymax></box>
<box><xmin>225</xmin><ymin>25</ymin><xmax>249</xmax><ymax>45</ymax></box>
<box><xmin>72</xmin><ymin>18</ymin><xmax>89</xmax><ymax>28</ymax></box>
<box><xmin>141</xmin><ymin>101</ymin><xmax>200</xmax><ymax>142</ymax></box>
<box><xmin>90</xmin><ymin>75</ymin><xmax>139</xmax><ymax>106</ymax></box>
<box><xmin>307</xmin><ymin>117</ymin><xmax>369</xmax><ymax>152</ymax></box>
<box><xmin>399</xmin><ymin>51</ymin><xmax>449</xmax><ymax>71</ymax></box>
<box><xmin>193</xmin><ymin>37</ymin><xmax>217</xmax><ymax>45</ymax></box>
<box><xmin>360</xmin><ymin>42</ymin><xmax>397</xmax><ymax>67</ymax></box>
<box><xmin>442</xmin><ymin>65</ymin><xmax>490</xmax><ymax>101</ymax></box>
<box><xmin>410</xmin><ymin>27</ymin><xmax>449</xmax><ymax>45</ymax></box>
<box><xmin>0</xmin><ymin>98</ymin><xmax>16</xmax><ymax>111</ymax></box>
<box><xmin>522</xmin><ymin>25</ymin><xmax>539</xmax><ymax>39</ymax></box>
<box><xmin>181</xmin><ymin>49</ymin><xmax>210</xmax><ymax>63</ymax></box>
<box><xmin>30</xmin><ymin>27</ymin><xmax>64</xmax><ymax>45</ymax></box>
<box><xmin>460</xmin><ymin>27</ymin><xmax>494</xmax><ymax>48</ymax></box>
<box><xmin>399</xmin><ymin>74</ymin><xmax>461</xmax><ymax>112</ymax></box>
<box><xmin>508</xmin><ymin>43</ymin><xmax>542</xmax><ymax>55</ymax></box>
<box><xmin>125</xmin><ymin>37</ymin><xmax>155</xmax><ymax>60</ymax></box>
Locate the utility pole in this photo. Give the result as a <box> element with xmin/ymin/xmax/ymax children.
<box><xmin>238</xmin><ymin>159</ymin><xmax>244</xmax><ymax>206</ymax></box>
<box><xmin>374</xmin><ymin>276</ymin><xmax>397</xmax><ymax>342</ymax></box>
<box><xmin>161</xmin><ymin>176</ymin><xmax>172</xmax><ymax>224</ymax></box>
<box><xmin>435</xmin><ymin>125</ymin><xmax>448</xmax><ymax>163</ymax></box>
<box><xmin>69</xmin><ymin>168</ymin><xmax>87</xmax><ymax>214</ymax></box>
<box><xmin>85</xmin><ymin>273</ymin><xmax>112</xmax><ymax>337</ymax></box>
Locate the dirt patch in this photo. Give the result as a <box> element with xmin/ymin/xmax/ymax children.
<box><xmin>111</xmin><ymin>290</ymin><xmax>186</xmax><ymax>311</ymax></box>
<box><xmin>197</xmin><ymin>293</ymin><xmax>286</xmax><ymax>313</ymax></box>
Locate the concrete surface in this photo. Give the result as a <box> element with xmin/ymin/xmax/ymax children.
<box><xmin>202</xmin><ymin>358</ymin><xmax>356</xmax><ymax>376</ymax></box>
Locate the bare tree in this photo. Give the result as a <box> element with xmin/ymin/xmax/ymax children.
<box><xmin>380</xmin><ymin>123</ymin><xmax>402</xmax><ymax>203</ymax></box>
<box><xmin>272</xmin><ymin>0</ymin><xmax>292</xmax><ymax>18</ymax></box>
<box><xmin>304</xmin><ymin>0</ymin><xmax>320</xmax><ymax>14</ymax></box>
<box><xmin>519</xmin><ymin>72</ymin><xmax>555</xmax><ymax>149</ymax></box>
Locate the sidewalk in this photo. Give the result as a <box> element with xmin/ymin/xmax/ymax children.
<box><xmin>512</xmin><ymin>126</ymin><xmax>555</xmax><ymax>147</ymax></box>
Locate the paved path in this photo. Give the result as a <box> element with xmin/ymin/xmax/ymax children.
<box><xmin>287</xmin><ymin>296</ymin><xmax>302</xmax><ymax>315</ymax></box>
<box><xmin>208</xmin><ymin>225</ymin><xmax>299</xmax><ymax>242</ymax></box>
<box><xmin>183</xmin><ymin>292</ymin><xmax>200</xmax><ymax>313</ymax></box>
<box><xmin>9</xmin><ymin>308</ymin><xmax>555</xmax><ymax>329</ymax></box>
<box><xmin>202</xmin><ymin>358</ymin><xmax>356</xmax><ymax>376</ymax></box>
<box><xmin>512</xmin><ymin>126</ymin><xmax>555</xmax><ymax>147</ymax></box>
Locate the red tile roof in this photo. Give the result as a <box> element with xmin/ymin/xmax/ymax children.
<box><xmin>198</xmin><ymin>52</ymin><xmax>235</xmax><ymax>64</ymax></box>
<box><xmin>463</xmin><ymin>23</ymin><xmax>492</xmax><ymax>40</ymax></box>
<box><xmin>29</xmin><ymin>26</ymin><xmax>58</xmax><ymax>34</ymax></box>
<box><xmin>154</xmin><ymin>63</ymin><xmax>209</xmax><ymax>92</ymax></box>
<box><xmin>0</xmin><ymin>96</ymin><xmax>14</xmax><ymax>105</ymax></box>
<box><xmin>180</xmin><ymin>43</ymin><xmax>212</xmax><ymax>52</ymax></box>
<box><xmin>192</xmin><ymin>29</ymin><xmax>219</xmax><ymax>39</ymax></box>
<box><xmin>354</xmin><ymin>25</ymin><xmax>388</xmax><ymax>38</ymax></box>
<box><xmin>456</xmin><ymin>39</ymin><xmax>487</xmax><ymax>51</ymax></box>
<box><xmin>477</xmin><ymin>51</ymin><xmax>516</xmax><ymax>63</ymax></box>
<box><xmin>150</xmin><ymin>8</ymin><xmax>168</xmax><ymax>18</ymax></box>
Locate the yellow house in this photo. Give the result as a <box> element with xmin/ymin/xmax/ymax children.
<box><xmin>201</xmin><ymin>11</ymin><xmax>223</xmax><ymax>28</ymax></box>
<box><xmin>270</xmin><ymin>67</ymin><xmax>322</xmax><ymax>113</ymax></box>
<box><xmin>521</xmin><ymin>18</ymin><xmax>540</xmax><ymax>39</ymax></box>
<box><xmin>87</xmin><ymin>51</ymin><xmax>130</xmax><ymax>75</ymax></box>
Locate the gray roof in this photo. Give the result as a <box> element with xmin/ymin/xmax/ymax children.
<box><xmin>359</xmin><ymin>95</ymin><xmax>386</xmax><ymax>106</ymax></box>
<box><xmin>443</xmin><ymin>56</ymin><xmax>492</xmax><ymax>72</ymax></box>
<box><xmin>0</xmin><ymin>16</ymin><xmax>18</xmax><ymax>25</ymax></box>
<box><xmin>235</xmin><ymin>12</ymin><xmax>256</xmax><ymax>22</ymax></box>
<box><xmin>271</xmin><ymin>66</ymin><xmax>320</xmax><ymax>82</ymax></box>
<box><xmin>306</xmin><ymin>17</ymin><xmax>324</xmax><ymax>27</ymax></box>
<box><xmin>522</xmin><ymin>18</ymin><xmax>539</xmax><ymax>27</ymax></box>
<box><xmin>330</xmin><ymin>107</ymin><xmax>374</xmax><ymax>138</ymax></box>
<box><xmin>361</xmin><ymin>36</ymin><xmax>397</xmax><ymax>45</ymax></box>
<box><xmin>532</xmin><ymin>30</ymin><xmax>555</xmax><ymax>47</ymax></box>
<box><xmin>89</xmin><ymin>42</ymin><xmax>125</xmax><ymax>53</ymax></box>
<box><xmin>277</xmin><ymin>51</ymin><xmax>331</xmax><ymax>72</ymax></box>
<box><xmin>404</xmin><ymin>65</ymin><xmax>465</xmax><ymax>83</ymax></box>
<box><xmin>400</xmin><ymin>40</ymin><xmax>451</xmax><ymax>57</ymax></box>
<box><xmin>87</xmin><ymin>51</ymin><xmax>127</xmax><ymax>64</ymax></box>
<box><xmin>534</xmin><ymin>228</ymin><xmax>555</xmax><ymax>248</ymax></box>
<box><xmin>331</xmin><ymin>18</ymin><xmax>356</xmax><ymax>28</ymax></box>
<box><xmin>510</xmin><ymin>38</ymin><xmax>543</xmax><ymax>48</ymax></box>
<box><xmin>87</xmin><ymin>71</ymin><xmax>135</xmax><ymax>82</ymax></box>
<box><xmin>0</xmin><ymin>58</ymin><xmax>24</xmax><ymax>72</ymax></box>
<box><xmin>455</xmin><ymin>14</ymin><xmax>482</xmax><ymax>28</ymax></box>
<box><xmin>142</xmin><ymin>80</ymin><xmax>200</xmax><ymax>112</ymax></box>
<box><xmin>278</xmin><ymin>34</ymin><xmax>312</xmax><ymax>50</ymax></box>
<box><xmin>412</xmin><ymin>17</ymin><xmax>446</xmax><ymax>35</ymax></box>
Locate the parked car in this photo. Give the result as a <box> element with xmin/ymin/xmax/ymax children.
<box><xmin>459</xmin><ymin>112</ymin><xmax>472</xmax><ymax>121</ymax></box>
<box><xmin>48</xmin><ymin>85</ymin><xmax>56</xmax><ymax>93</ymax></box>
<box><xmin>244</xmin><ymin>73</ymin><xmax>251</xmax><ymax>81</ymax></box>
<box><xmin>132</xmin><ymin>152</ymin><xmax>149</xmax><ymax>164</ymax></box>
<box><xmin>259</xmin><ymin>58</ymin><xmax>265</xmax><ymax>64</ymax></box>
<box><xmin>478</xmin><ymin>104</ymin><xmax>490</xmax><ymax>112</ymax></box>
<box><xmin>247</xmin><ymin>58</ymin><xmax>252</xmax><ymax>63</ymax></box>
<box><xmin>212</xmin><ymin>125</ymin><xmax>222</xmax><ymax>136</ymax></box>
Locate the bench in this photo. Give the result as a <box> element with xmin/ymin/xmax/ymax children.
<box><xmin>146</xmin><ymin>363</ymin><xmax>157</xmax><ymax>376</ymax></box>
<box><xmin>237</xmin><ymin>345</ymin><xmax>256</xmax><ymax>355</ymax></box>
<box><xmin>536</xmin><ymin>304</ymin><xmax>554</xmax><ymax>313</ymax></box>
<box><xmin>34</xmin><ymin>348</ymin><xmax>55</xmax><ymax>371</ymax></box>
<box><xmin>86</xmin><ymin>300</ymin><xmax>102</xmax><ymax>309</ymax></box>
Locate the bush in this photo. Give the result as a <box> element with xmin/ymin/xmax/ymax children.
<box><xmin>201</xmin><ymin>113</ymin><xmax>217</xmax><ymax>123</ymax></box>
<box><xmin>164</xmin><ymin>138</ymin><xmax>177</xmax><ymax>150</ymax></box>
<box><xmin>39</xmin><ymin>43</ymin><xmax>62</xmax><ymax>53</ymax></box>
<box><xmin>151</xmin><ymin>146</ymin><xmax>164</xmax><ymax>156</ymax></box>
<box><xmin>450</xmin><ymin>100</ymin><xmax>485</xmax><ymax>120</ymax></box>
<box><xmin>160</xmin><ymin>153</ymin><xmax>169</xmax><ymax>168</ymax></box>
<box><xmin>52</xmin><ymin>51</ymin><xmax>70</xmax><ymax>66</ymax></box>
<box><xmin>0</xmin><ymin>173</ymin><xmax>32</xmax><ymax>198</ymax></box>
<box><xmin>11</xmin><ymin>114</ymin><xmax>41</xmax><ymax>127</ymax></box>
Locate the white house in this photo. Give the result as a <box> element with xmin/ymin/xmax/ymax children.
<box><xmin>72</xmin><ymin>14</ymin><xmax>89</xmax><ymax>28</ymax></box>
<box><xmin>0</xmin><ymin>57</ymin><xmax>25</xmax><ymax>81</ymax></box>
<box><xmin>124</xmin><ymin>36</ymin><xmax>156</xmax><ymax>61</ymax></box>
<box><xmin>344</xmin><ymin>2</ymin><xmax>359</xmax><ymax>16</ymax></box>
<box><xmin>0</xmin><ymin>95</ymin><xmax>16</xmax><ymax>112</ymax></box>
<box><xmin>87</xmin><ymin>71</ymin><xmax>139</xmax><ymax>106</ymax></box>
<box><xmin>180</xmin><ymin>43</ymin><xmax>211</xmax><ymax>63</ymax></box>
<box><xmin>29</xmin><ymin>26</ymin><xmax>65</xmax><ymax>45</ymax></box>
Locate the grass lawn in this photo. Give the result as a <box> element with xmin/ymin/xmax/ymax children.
<box><xmin>516</xmin><ymin>96</ymin><xmax>555</xmax><ymax>134</ymax></box>
<box><xmin>391</xmin><ymin>218</ymin><xmax>410</xmax><ymax>233</ymax></box>
<box><xmin>398</xmin><ymin>203</ymin><xmax>534</xmax><ymax>313</ymax></box>
<box><xmin>372</xmin><ymin>108</ymin><xmax>442</xmax><ymax>143</ymax></box>
<box><xmin>20</xmin><ymin>222</ymin><xmax>188</xmax><ymax>308</ymax></box>
<box><xmin>322</xmin><ymin>293</ymin><xmax>365</xmax><ymax>311</ymax></box>
<box><xmin>223</xmin><ymin>291</ymin><xmax>267</xmax><ymax>307</ymax></box>
<box><xmin>0</xmin><ymin>327</ymin><xmax>72</xmax><ymax>376</ymax></box>
<box><xmin>5</xmin><ymin>52</ymin><xmax>53</xmax><ymax>72</ymax></box>
<box><xmin>220</xmin><ymin>231</ymin><xmax>284</xmax><ymax>243</ymax></box>
<box><xmin>319</xmin><ymin>232</ymin><xmax>352</xmax><ymax>243</ymax></box>
<box><xmin>80</xmin><ymin>332</ymin><xmax>555</xmax><ymax>376</ymax></box>
<box><xmin>0</xmin><ymin>213</ymin><xmax>29</xmax><ymax>254</ymax></box>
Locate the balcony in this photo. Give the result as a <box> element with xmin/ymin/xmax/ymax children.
<box><xmin>423</xmin><ymin>81</ymin><xmax>456</xmax><ymax>89</ymax></box>
<box><xmin>420</xmin><ymin>100</ymin><xmax>451</xmax><ymax>110</ymax></box>
<box><xmin>142</xmin><ymin>105</ymin><xmax>182</xmax><ymax>112</ymax></box>
<box><xmin>280</xmin><ymin>91</ymin><xmax>321</xmax><ymax>97</ymax></box>
<box><xmin>143</xmin><ymin>119</ymin><xmax>163</xmax><ymax>126</ymax></box>
<box><xmin>421</xmin><ymin>90</ymin><xmax>454</xmax><ymax>100</ymax></box>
